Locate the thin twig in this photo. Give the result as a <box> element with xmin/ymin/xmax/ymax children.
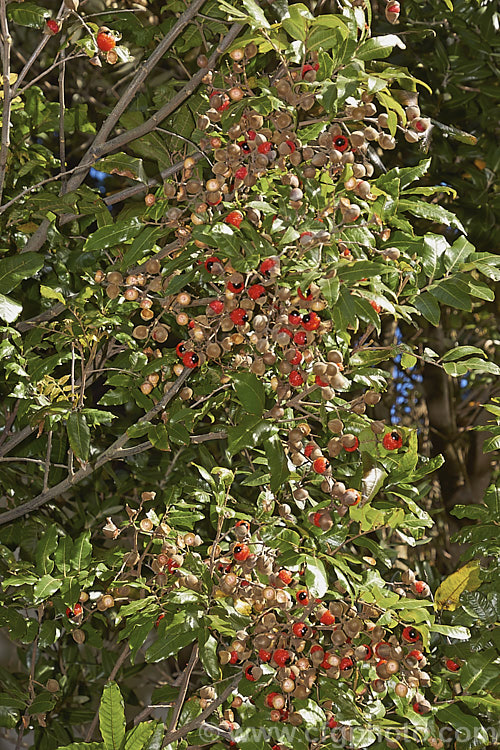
<box><xmin>0</xmin><ymin>400</ymin><xmax>20</xmax><ymax>449</ymax></box>
<box><xmin>43</xmin><ymin>431</ymin><xmax>53</xmax><ymax>492</ymax></box>
<box><xmin>0</xmin><ymin>456</ymin><xmax>66</xmax><ymax>469</ymax></box>
<box><xmin>0</xmin><ymin>369</ymin><xmax>191</xmax><ymax>526</ymax></box>
<box><xmin>167</xmin><ymin>644</ymin><xmax>199</xmax><ymax>734</ymax></box>
<box><xmin>16</xmin><ymin>51</ymin><xmax>86</xmax><ymax>96</ymax></box>
<box><xmin>0</xmin><ymin>0</ymin><xmax>12</xmax><ymax>204</ymax></box>
<box><xmin>10</xmin><ymin>0</ymin><xmax>69</xmax><ymax>96</ymax></box>
<box><xmin>58</xmin><ymin>44</ymin><xmax>67</xmax><ymax>191</ymax></box>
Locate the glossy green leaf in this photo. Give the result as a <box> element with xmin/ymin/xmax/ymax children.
<box><xmin>67</xmin><ymin>413</ymin><xmax>91</xmax><ymax>462</ymax></box>
<box><xmin>83</xmin><ymin>218</ymin><xmax>142</xmax><ymax>253</ymax></box>
<box><xmin>34</xmin><ymin>574</ymin><xmax>61</xmax><ymax>601</ymax></box>
<box><xmin>7</xmin><ymin>2</ymin><xmax>50</xmax><ymax>27</ymax></box>
<box><xmin>357</xmin><ymin>34</ymin><xmax>405</xmax><ymax>60</ymax></box>
<box><xmin>0</xmin><ymin>294</ymin><xmax>22</xmax><ymax>323</ymax></box>
<box><xmin>0</xmin><ymin>252</ymin><xmax>44</xmax><ymax>294</ymax></box>
<box><xmin>304</xmin><ymin>557</ymin><xmax>328</xmax><ymax>598</ymax></box>
<box><xmin>264</xmin><ymin>434</ymin><xmax>290</xmax><ymax>492</ymax></box>
<box><xmin>99</xmin><ymin>682</ymin><xmax>125</xmax><ymax>750</ymax></box>
<box><xmin>232</xmin><ymin>373</ymin><xmax>265</xmax><ymax>415</ymax></box>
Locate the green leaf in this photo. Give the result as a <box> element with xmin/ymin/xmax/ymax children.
<box><xmin>232</xmin><ymin>373</ymin><xmax>265</xmax><ymax>415</ymax></box>
<box><xmin>264</xmin><ymin>434</ymin><xmax>290</xmax><ymax>493</ymax></box>
<box><xmin>54</xmin><ymin>536</ymin><xmax>72</xmax><ymax>576</ymax></box>
<box><xmin>483</xmin><ymin>434</ymin><xmax>500</xmax><ymax>453</ymax></box>
<box><xmin>94</xmin><ymin>153</ymin><xmax>147</xmax><ymax>183</ymax></box>
<box><xmin>122</xmin><ymin>227</ymin><xmax>164</xmax><ymax>269</ymax></box>
<box><xmin>307</xmin><ymin>19</ymin><xmax>348</xmax><ymax>50</ymax></box>
<box><xmin>0</xmin><ymin>294</ymin><xmax>22</xmax><ymax>323</ymax></box>
<box><xmin>281</xmin><ymin>3</ymin><xmax>313</xmax><ymax>40</ymax></box>
<box><xmin>429</xmin><ymin>624</ymin><xmax>470</xmax><ymax>640</ymax></box>
<box><xmin>430</xmin><ymin>278</ymin><xmax>472</xmax><ymax>311</ymax></box>
<box><xmin>99</xmin><ymin>682</ymin><xmax>125</xmax><ymax>750</ymax></box>
<box><xmin>420</xmin><ymin>233</ymin><xmax>448</xmax><ymax>278</ymax></box>
<box><xmin>56</xmin><ymin>743</ymin><xmax>103</xmax><ymax>749</ymax></box>
<box><xmin>7</xmin><ymin>2</ymin><xmax>50</xmax><ymax>28</ymax></box>
<box><xmin>67</xmin><ymin>413</ymin><xmax>91</xmax><ymax>462</ymax></box>
<box><xmin>443</xmin><ymin>235</ymin><xmax>474</xmax><ymax>273</ymax></box>
<box><xmin>398</xmin><ymin>198</ymin><xmax>464</xmax><ymax>231</ymax></box>
<box><xmin>36</xmin><ymin>525</ymin><xmax>58</xmax><ymax>575</ymax></box>
<box><xmin>162</xmin><ymin>268</ymin><xmax>196</xmax><ymax>296</ymax></box>
<box><xmin>436</xmin><ymin>704</ymin><xmax>490</xmax><ymax>747</ymax></box>
<box><xmin>318</xmin><ymin>276</ymin><xmax>340</xmax><ymax>306</ymax></box>
<box><xmin>304</xmin><ymin>557</ymin><xmax>328</xmax><ymax>598</ymax></box>
<box><xmin>441</xmin><ymin>345</ymin><xmax>486</xmax><ymax>361</ymax></box>
<box><xmin>145</xmin><ymin>624</ymin><xmax>200</xmax><ymax>663</ymax></box>
<box><xmin>83</xmin><ymin>218</ymin><xmax>142</xmax><ymax>253</ymax></box>
<box><xmin>199</xmin><ymin>629</ymin><xmax>221</xmax><ymax>681</ymax></box>
<box><xmin>40</xmin><ymin>285</ymin><xmax>65</xmax><ymax>305</ymax></box>
<box><xmin>71</xmin><ymin>532</ymin><xmax>92</xmax><ymax>572</ymax></box>
<box><xmin>357</xmin><ymin>34</ymin><xmax>405</xmax><ymax>60</ymax></box>
<box><xmin>34</xmin><ymin>574</ymin><xmax>61</xmax><ymax>601</ymax></box>
<box><xmin>413</xmin><ymin>291</ymin><xmax>440</xmax><ymax>325</ymax></box>
<box><xmin>227</xmin><ymin>417</ymin><xmax>275</xmax><ymax>457</ymax></box>
<box><xmin>124</xmin><ymin>721</ymin><xmax>159</xmax><ymax>750</ymax></box>
<box><xmin>147</xmin><ymin>424</ymin><xmax>169</xmax><ymax>451</ymax></box>
<box><xmin>0</xmin><ymin>252</ymin><xmax>44</xmax><ymax>294</ymax></box>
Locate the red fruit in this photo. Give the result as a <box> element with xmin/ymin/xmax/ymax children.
<box><xmin>409</xmin><ymin>649</ymin><xmax>424</xmax><ymax>661</ymax></box>
<box><xmin>387</xmin><ymin>1</ymin><xmax>400</xmax><ymax>11</ymax></box>
<box><xmin>363</xmin><ymin>645</ymin><xmax>373</xmax><ymax>660</ymax></box>
<box><xmin>155</xmin><ymin>613</ymin><xmax>165</xmax><ymax>627</ymax></box>
<box><xmin>225</xmin><ymin>210</ymin><xmax>243</xmax><ymax>228</ymax></box>
<box><xmin>278</xmin><ymin>568</ymin><xmax>293</xmax><ymax>585</ymax></box>
<box><xmin>46</xmin><ymin>19</ymin><xmax>59</xmax><ymax>34</ymax></box>
<box><xmin>259</xmin><ymin>258</ymin><xmax>278</xmax><ymax>277</ymax></box>
<box><xmin>266</xmin><ymin>692</ymin><xmax>279</xmax><ymax>707</ymax></box>
<box><xmin>289</xmin><ymin>370</ymin><xmax>304</xmax><ymax>387</ymax></box>
<box><xmin>204</xmin><ymin>256</ymin><xmax>221</xmax><ymax>272</ymax></box>
<box><xmin>344</xmin><ymin>437</ymin><xmax>359</xmax><ymax>453</ymax></box>
<box><xmin>292</xmin><ymin>622</ymin><xmax>308</xmax><ymax>638</ymax></box>
<box><xmin>288</xmin><ymin>310</ymin><xmax>302</xmax><ymax>326</ymax></box>
<box><xmin>301</xmin><ymin>312</ymin><xmax>320</xmax><ymax>331</ymax></box>
<box><xmin>229</xmin><ymin>650</ymin><xmax>239</xmax><ymax>664</ymax></box>
<box><xmin>247</xmin><ymin>130</ymin><xmax>256</xmax><ymax>140</ymax></box>
<box><xmin>273</xmin><ymin>649</ymin><xmax>290</xmax><ymax>667</ymax></box>
<box><xmin>66</xmin><ymin>603</ymin><xmax>83</xmax><ymax>618</ymax></box>
<box><xmin>278</xmin><ymin>327</ymin><xmax>293</xmax><ymax>339</ymax></box>
<box><xmin>96</xmin><ymin>31</ymin><xmax>116</xmax><ymax>52</ymax></box>
<box><xmin>176</xmin><ymin>343</ymin><xmax>186</xmax><ymax>358</ymax></box>
<box><xmin>412</xmin><ymin>702</ymin><xmax>426</xmax><ymax>715</ymax></box>
<box><xmin>245</xmin><ymin>665</ymin><xmax>256</xmax><ymax>681</ymax></box>
<box><xmin>259</xmin><ymin>649</ymin><xmax>272</xmax><ymax>662</ymax></box>
<box><xmin>320</xmin><ymin>653</ymin><xmax>333</xmax><ymax>669</ymax></box>
<box><xmin>315</xmin><ymin>375</ymin><xmax>329</xmax><ymax>387</ymax></box>
<box><xmin>370</xmin><ymin>300</ymin><xmax>382</xmax><ymax>313</ymax></box>
<box><xmin>312</xmin><ymin>511</ymin><xmax>322</xmax><ymax>527</ymax></box>
<box><xmin>296</xmin><ymin>590</ymin><xmax>309</xmax><ymax>606</ymax></box>
<box><xmin>233</xmin><ymin>543</ymin><xmax>250</xmax><ymax>561</ymax></box>
<box><xmin>293</xmin><ymin>331</ymin><xmax>307</xmax><ymax>346</ymax></box>
<box><xmin>446</xmin><ymin>659</ymin><xmax>460</xmax><ymax>672</ymax></box>
<box><xmin>320</xmin><ymin>611</ymin><xmax>335</xmax><ymax>626</ymax></box>
<box><xmin>235</xmin><ymin>166</ymin><xmax>248</xmax><ymax>180</ymax></box>
<box><xmin>297</xmin><ymin>286</ymin><xmax>313</xmax><ymax>301</ymax></box>
<box><xmin>339</xmin><ymin>657</ymin><xmax>353</xmax><ymax>671</ymax></box>
<box><xmin>209</xmin><ymin>299</ymin><xmax>224</xmax><ymax>314</ymax></box>
<box><xmin>235</xmin><ymin>519</ymin><xmax>250</xmax><ymax>530</ymax></box>
<box><xmin>312</xmin><ymin>457</ymin><xmax>329</xmax><ymax>474</ymax></box>
<box><xmin>333</xmin><ymin>135</ymin><xmax>349</xmax><ymax>152</ymax></box>
<box><xmin>230</xmin><ymin>308</ymin><xmax>248</xmax><ymax>326</ymax></box>
<box><xmin>248</xmin><ymin>284</ymin><xmax>265</xmax><ymax>300</ymax></box>
<box><xmin>301</xmin><ymin>64</ymin><xmax>314</xmax><ymax>76</ymax></box>
<box><xmin>286</xmin><ymin>140</ymin><xmax>296</xmax><ymax>153</ymax></box>
<box><xmin>304</xmin><ymin>443</ymin><xmax>315</xmax><ymax>459</ymax></box>
<box><xmin>328</xmin><ymin>717</ymin><xmax>339</xmax><ymax>729</ymax></box>
<box><xmin>227</xmin><ymin>280</ymin><xmax>244</xmax><ymax>293</ymax></box>
<box><xmin>209</xmin><ymin>91</ymin><xmax>230</xmax><ymax>112</ymax></box>
<box><xmin>383</xmin><ymin>430</ymin><xmax>403</xmax><ymax>450</ymax></box>
<box><xmin>402</xmin><ymin>627</ymin><xmax>420</xmax><ymax>643</ymax></box>
<box><xmin>414</xmin><ymin>580</ymin><xmax>426</xmax><ymax>594</ymax></box>
<box><xmin>258</xmin><ymin>142</ymin><xmax>272</xmax><ymax>154</ymax></box>
<box><xmin>182</xmin><ymin>351</ymin><xmax>199</xmax><ymax>369</ymax></box>
<box><xmin>289</xmin><ymin>349</ymin><xmax>302</xmax><ymax>365</ymax></box>
<box><xmin>166</xmin><ymin>558</ymin><xmax>180</xmax><ymax>573</ymax></box>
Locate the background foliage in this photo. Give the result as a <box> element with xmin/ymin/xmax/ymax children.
<box><xmin>0</xmin><ymin>0</ymin><xmax>498</xmax><ymax>749</ymax></box>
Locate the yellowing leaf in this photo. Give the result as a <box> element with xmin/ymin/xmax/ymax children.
<box><xmin>434</xmin><ymin>561</ymin><xmax>481</xmax><ymax>611</ymax></box>
<box><xmin>233</xmin><ymin>598</ymin><xmax>252</xmax><ymax>616</ymax></box>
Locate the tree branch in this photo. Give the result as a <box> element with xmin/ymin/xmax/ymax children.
<box><xmin>0</xmin><ymin>369</ymin><xmax>191</xmax><ymax>526</ymax></box>
<box><xmin>0</xmin><ymin>0</ymin><xmax>12</xmax><ymax>204</ymax></box>
<box><xmin>167</xmin><ymin>644</ymin><xmax>199</xmax><ymax>734</ymax></box>
<box><xmin>21</xmin><ymin>20</ymin><xmax>243</xmax><ymax>254</ymax></box>
<box><xmin>161</xmin><ymin>674</ymin><xmax>241</xmax><ymax>748</ymax></box>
